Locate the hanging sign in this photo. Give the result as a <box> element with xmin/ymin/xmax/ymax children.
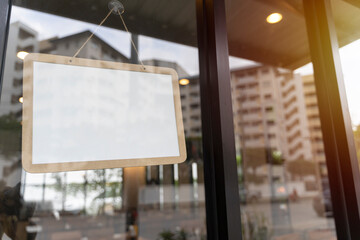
<box><xmin>22</xmin><ymin>53</ymin><xmax>186</xmax><ymax>173</ymax></box>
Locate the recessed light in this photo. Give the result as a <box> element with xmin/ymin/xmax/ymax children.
<box><xmin>266</xmin><ymin>13</ymin><xmax>283</xmax><ymax>24</ymax></box>
<box><xmin>179</xmin><ymin>79</ymin><xmax>190</xmax><ymax>85</ymax></box>
<box><xmin>17</xmin><ymin>51</ymin><xmax>29</xmax><ymax>60</ymax></box>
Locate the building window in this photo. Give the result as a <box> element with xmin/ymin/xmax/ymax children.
<box><xmin>282</xmin><ymin>85</ymin><xmax>295</xmax><ymax>97</ymax></box>
<box><xmin>13</xmin><ymin>78</ymin><xmax>22</xmax><ymax>87</ymax></box>
<box><xmin>190</xmin><ymin>115</ymin><xmax>200</xmax><ymax>120</ymax></box>
<box><xmin>248</xmin><ymin>82</ymin><xmax>258</xmax><ymax>88</ymax></box>
<box><xmin>267</xmin><ymin>120</ymin><xmax>275</xmax><ymax>126</ymax></box>
<box><xmin>18</xmin><ymin>28</ymin><xmax>35</xmax><ymax>40</ymax></box>
<box><xmin>15</xmin><ymin>62</ymin><xmax>22</xmax><ymax>71</ymax></box>
<box><xmin>264</xmin><ymin>94</ymin><xmax>272</xmax><ymax>99</ymax></box>
<box><xmin>191</xmin><ymin>127</ymin><xmax>201</xmax><ymax>133</ymax></box>
<box><xmin>265</xmin><ymin>106</ymin><xmax>273</xmax><ymax>112</ymax></box>
<box><xmin>17</xmin><ymin>45</ymin><xmax>34</xmax><ymax>53</ymax></box>
<box><xmin>252</xmin><ymin>120</ymin><xmax>262</xmax><ymax>126</ymax></box>
<box><xmin>11</xmin><ymin>94</ymin><xmax>22</xmax><ymax>104</ymax></box>
<box><xmin>268</xmin><ymin>133</ymin><xmax>275</xmax><ymax>139</ymax></box>
<box><xmin>190</xmin><ymin>103</ymin><xmax>199</xmax><ymax>109</ymax></box>
<box><xmin>236</xmin><ymin>84</ymin><xmax>246</xmax><ymax>90</ymax></box>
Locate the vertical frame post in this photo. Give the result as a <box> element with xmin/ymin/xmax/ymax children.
<box><xmin>196</xmin><ymin>0</ymin><xmax>242</xmax><ymax>239</ymax></box>
<box><xmin>303</xmin><ymin>0</ymin><xmax>360</xmax><ymax>239</ymax></box>
<box><xmin>0</xmin><ymin>0</ymin><xmax>12</xmax><ymax>94</ymax></box>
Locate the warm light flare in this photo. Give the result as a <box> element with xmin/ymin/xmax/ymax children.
<box><xmin>17</xmin><ymin>51</ymin><xmax>29</xmax><ymax>60</ymax></box>
<box><xmin>266</xmin><ymin>13</ymin><xmax>283</xmax><ymax>24</ymax></box>
<box><xmin>179</xmin><ymin>79</ymin><xmax>190</xmax><ymax>85</ymax></box>
<box><xmin>19</xmin><ymin>97</ymin><xmax>23</xmax><ymax>103</ymax></box>
<box><xmin>277</xmin><ymin>186</ymin><xmax>286</xmax><ymax>194</ymax></box>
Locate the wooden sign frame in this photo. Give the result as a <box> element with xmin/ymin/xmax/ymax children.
<box><xmin>22</xmin><ymin>53</ymin><xmax>186</xmax><ymax>173</ymax></box>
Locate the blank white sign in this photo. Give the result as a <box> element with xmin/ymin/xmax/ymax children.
<box><xmin>32</xmin><ymin>61</ymin><xmax>180</xmax><ymax>164</ymax></box>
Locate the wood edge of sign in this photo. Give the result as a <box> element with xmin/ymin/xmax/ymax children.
<box><xmin>24</xmin><ymin>53</ymin><xmax>179</xmax><ymax>76</ymax></box>
<box><xmin>22</xmin><ymin>55</ymin><xmax>34</xmax><ymax>173</ymax></box>
<box><xmin>22</xmin><ymin>155</ymin><xmax>187</xmax><ymax>173</ymax></box>
<box><xmin>22</xmin><ymin>53</ymin><xmax>187</xmax><ymax>173</ymax></box>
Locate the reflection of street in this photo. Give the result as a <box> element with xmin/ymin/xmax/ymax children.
<box><xmin>25</xmin><ymin>206</ymin><xmax>206</xmax><ymax>240</ymax></box>
<box><xmin>243</xmin><ymin>198</ymin><xmax>336</xmax><ymax>239</ymax></box>
<box><xmin>22</xmin><ymin>181</ymin><xmax>338</xmax><ymax>240</ymax></box>
<box><xmin>139</xmin><ymin>208</ymin><xmax>206</xmax><ymax>240</ymax></box>
<box><xmin>5</xmin><ymin>197</ymin><xmax>336</xmax><ymax>240</ymax></box>
<box><xmin>20</xmin><ymin>182</ymin><xmax>207</xmax><ymax>240</ymax></box>
<box><xmin>288</xmin><ymin>199</ymin><xmax>334</xmax><ymax>231</ymax></box>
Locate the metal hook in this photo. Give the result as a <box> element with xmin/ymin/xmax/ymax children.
<box><xmin>108</xmin><ymin>0</ymin><xmax>125</xmax><ymax>15</ymax></box>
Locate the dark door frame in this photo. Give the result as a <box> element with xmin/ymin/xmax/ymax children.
<box><xmin>1</xmin><ymin>0</ymin><xmax>360</xmax><ymax>239</ymax></box>
<box><xmin>196</xmin><ymin>0</ymin><xmax>242</xmax><ymax>239</ymax></box>
<box><xmin>303</xmin><ymin>0</ymin><xmax>360</xmax><ymax>239</ymax></box>
<box><xmin>0</xmin><ymin>0</ymin><xmax>12</xmax><ymax>91</ymax></box>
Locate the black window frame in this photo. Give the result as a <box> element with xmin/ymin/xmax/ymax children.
<box><xmin>1</xmin><ymin>0</ymin><xmax>360</xmax><ymax>239</ymax></box>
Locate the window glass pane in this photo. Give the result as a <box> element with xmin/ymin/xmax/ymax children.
<box><xmin>225</xmin><ymin>0</ymin><xmax>337</xmax><ymax>239</ymax></box>
<box><xmin>0</xmin><ymin>1</ymin><xmax>206</xmax><ymax>239</ymax></box>
<box><xmin>330</xmin><ymin>0</ymin><xmax>360</xmax><ymax>171</ymax></box>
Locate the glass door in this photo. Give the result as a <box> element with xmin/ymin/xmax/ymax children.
<box><xmin>0</xmin><ymin>1</ymin><xmax>206</xmax><ymax>239</ymax></box>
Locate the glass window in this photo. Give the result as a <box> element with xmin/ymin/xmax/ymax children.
<box><xmin>330</xmin><ymin>0</ymin><xmax>360</xmax><ymax>172</ymax></box>
<box><xmin>226</xmin><ymin>0</ymin><xmax>338</xmax><ymax>239</ymax></box>
<box><xmin>0</xmin><ymin>1</ymin><xmax>206</xmax><ymax>240</ymax></box>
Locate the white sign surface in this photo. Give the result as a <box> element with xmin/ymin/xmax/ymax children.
<box><xmin>22</xmin><ymin>54</ymin><xmax>186</xmax><ymax>172</ymax></box>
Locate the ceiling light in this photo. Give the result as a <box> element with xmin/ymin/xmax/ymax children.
<box><xmin>266</xmin><ymin>13</ymin><xmax>283</xmax><ymax>24</ymax></box>
<box><xmin>179</xmin><ymin>79</ymin><xmax>190</xmax><ymax>85</ymax></box>
<box><xmin>17</xmin><ymin>51</ymin><xmax>29</xmax><ymax>60</ymax></box>
<box><xmin>19</xmin><ymin>97</ymin><xmax>23</xmax><ymax>103</ymax></box>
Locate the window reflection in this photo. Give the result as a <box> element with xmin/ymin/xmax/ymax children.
<box><xmin>230</xmin><ymin>64</ymin><xmax>335</xmax><ymax>240</ymax></box>
<box><xmin>0</xmin><ymin>3</ymin><xmax>205</xmax><ymax>240</ymax></box>
<box><xmin>225</xmin><ymin>0</ymin><xmax>338</xmax><ymax>239</ymax></box>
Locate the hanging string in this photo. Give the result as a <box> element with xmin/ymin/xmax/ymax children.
<box><xmin>71</xmin><ymin>3</ymin><xmax>146</xmax><ymax>70</ymax></box>
<box><xmin>71</xmin><ymin>8</ymin><xmax>114</xmax><ymax>60</ymax></box>
<box><xmin>117</xmin><ymin>9</ymin><xmax>145</xmax><ymax>70</ymax></box>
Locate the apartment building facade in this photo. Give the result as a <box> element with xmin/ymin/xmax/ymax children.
<box><xmin>183</xmin><ymin>66</ymin><xmax>314</xmax><ymax>163</ymax></box>
<box><xmin>302</xmin><ymin>74</ymin><xmax>327</xmax><ymax>176</ymax></box>
<box><xmin>0</xmin><ymin>22</ymin><xmax>38</xmax><ymax>117</ymax></box>
<box><xmin>40</xmin><ymin>31</ymin><xmax>129</xmax><ymax>63</ymax></box>
<box><xmin>0</xmin><ymin>22</ymin><xmax>38</xmax><ymax>188</ymax></box>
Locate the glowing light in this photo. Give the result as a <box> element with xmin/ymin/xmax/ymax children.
<box><xmin>277</xmin><ymin>186</ymin><xmax>286</xmax><ymax>194</ymax></box>
<box><xmin>19</xmin><ymin>97</ymin><xmax>23</xmax><ymax>103</ymax></box>
<box><xmin>179</xmin><ymin>79</ymin><xmax>190</xmax><ymax>85</ymax></box>
<box><xmin>17</xmin><ymin>51</ymin><xmax>29</xmax><ymax>60</ymax></box>
<box><xmin>266</xmin><ymin>13</ymin><xmax>283</xmax><ymax>24</ymax></box>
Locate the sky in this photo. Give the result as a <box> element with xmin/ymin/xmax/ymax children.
<box><xmin>8</xmin><ymin>6</ymin><xmax>360</xmax><ymax>125</ymax></box>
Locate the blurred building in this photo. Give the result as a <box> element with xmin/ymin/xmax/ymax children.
<box><xmin>231</xmin><ymin>66</ymin><xmax>312</xmax><ymax>162</ymax></box>
<box><xmin>0</xmin><ymin>22</ymin><xmax>38</xmax><ymax>187</ymax></box>
<box><xmin>0</xmin><ymin>21</ymin><xmax>38</xmax><ymax>117</ymax></box>
<box><xmin>140</xmin><ymin>59</ymin><xmax>203</xmax><ymax>189</ymax></box>
<box><xmin>142</xmin><ymin>59</ymin><xmax>202</xmax><ymax>138</ymax></box>
<box><xmin>182</xmin><ymin>66</ymin><xmax>314</xmax><ymax>162</ymax></box>
<box><xmin>179</xmin><ymin>76</ymin><xmax>201</xmax><ymax>138</ymax></box>
<box><xmin>302</xmin><ymin>75</ymin><xmax>327</xmax><ymax>175</ymax></box>
<box><xmin>228</xmin><ymin>66</ymin><xmax>315</xmax><ymax>190</ymax></box>
<box><xmin>179</xmin><ymin>66</ymin><xmax>324</xmax><ymax>195</ymax></box>
<box><xmin>40</xmin><ymin>30</ymin><xmax>129</xmax><ymax>63</ymax></box>
<box><xmin>142</xmin><ymin>59</ymin><xmax>189</xmax><ymax>78</ymax></box>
